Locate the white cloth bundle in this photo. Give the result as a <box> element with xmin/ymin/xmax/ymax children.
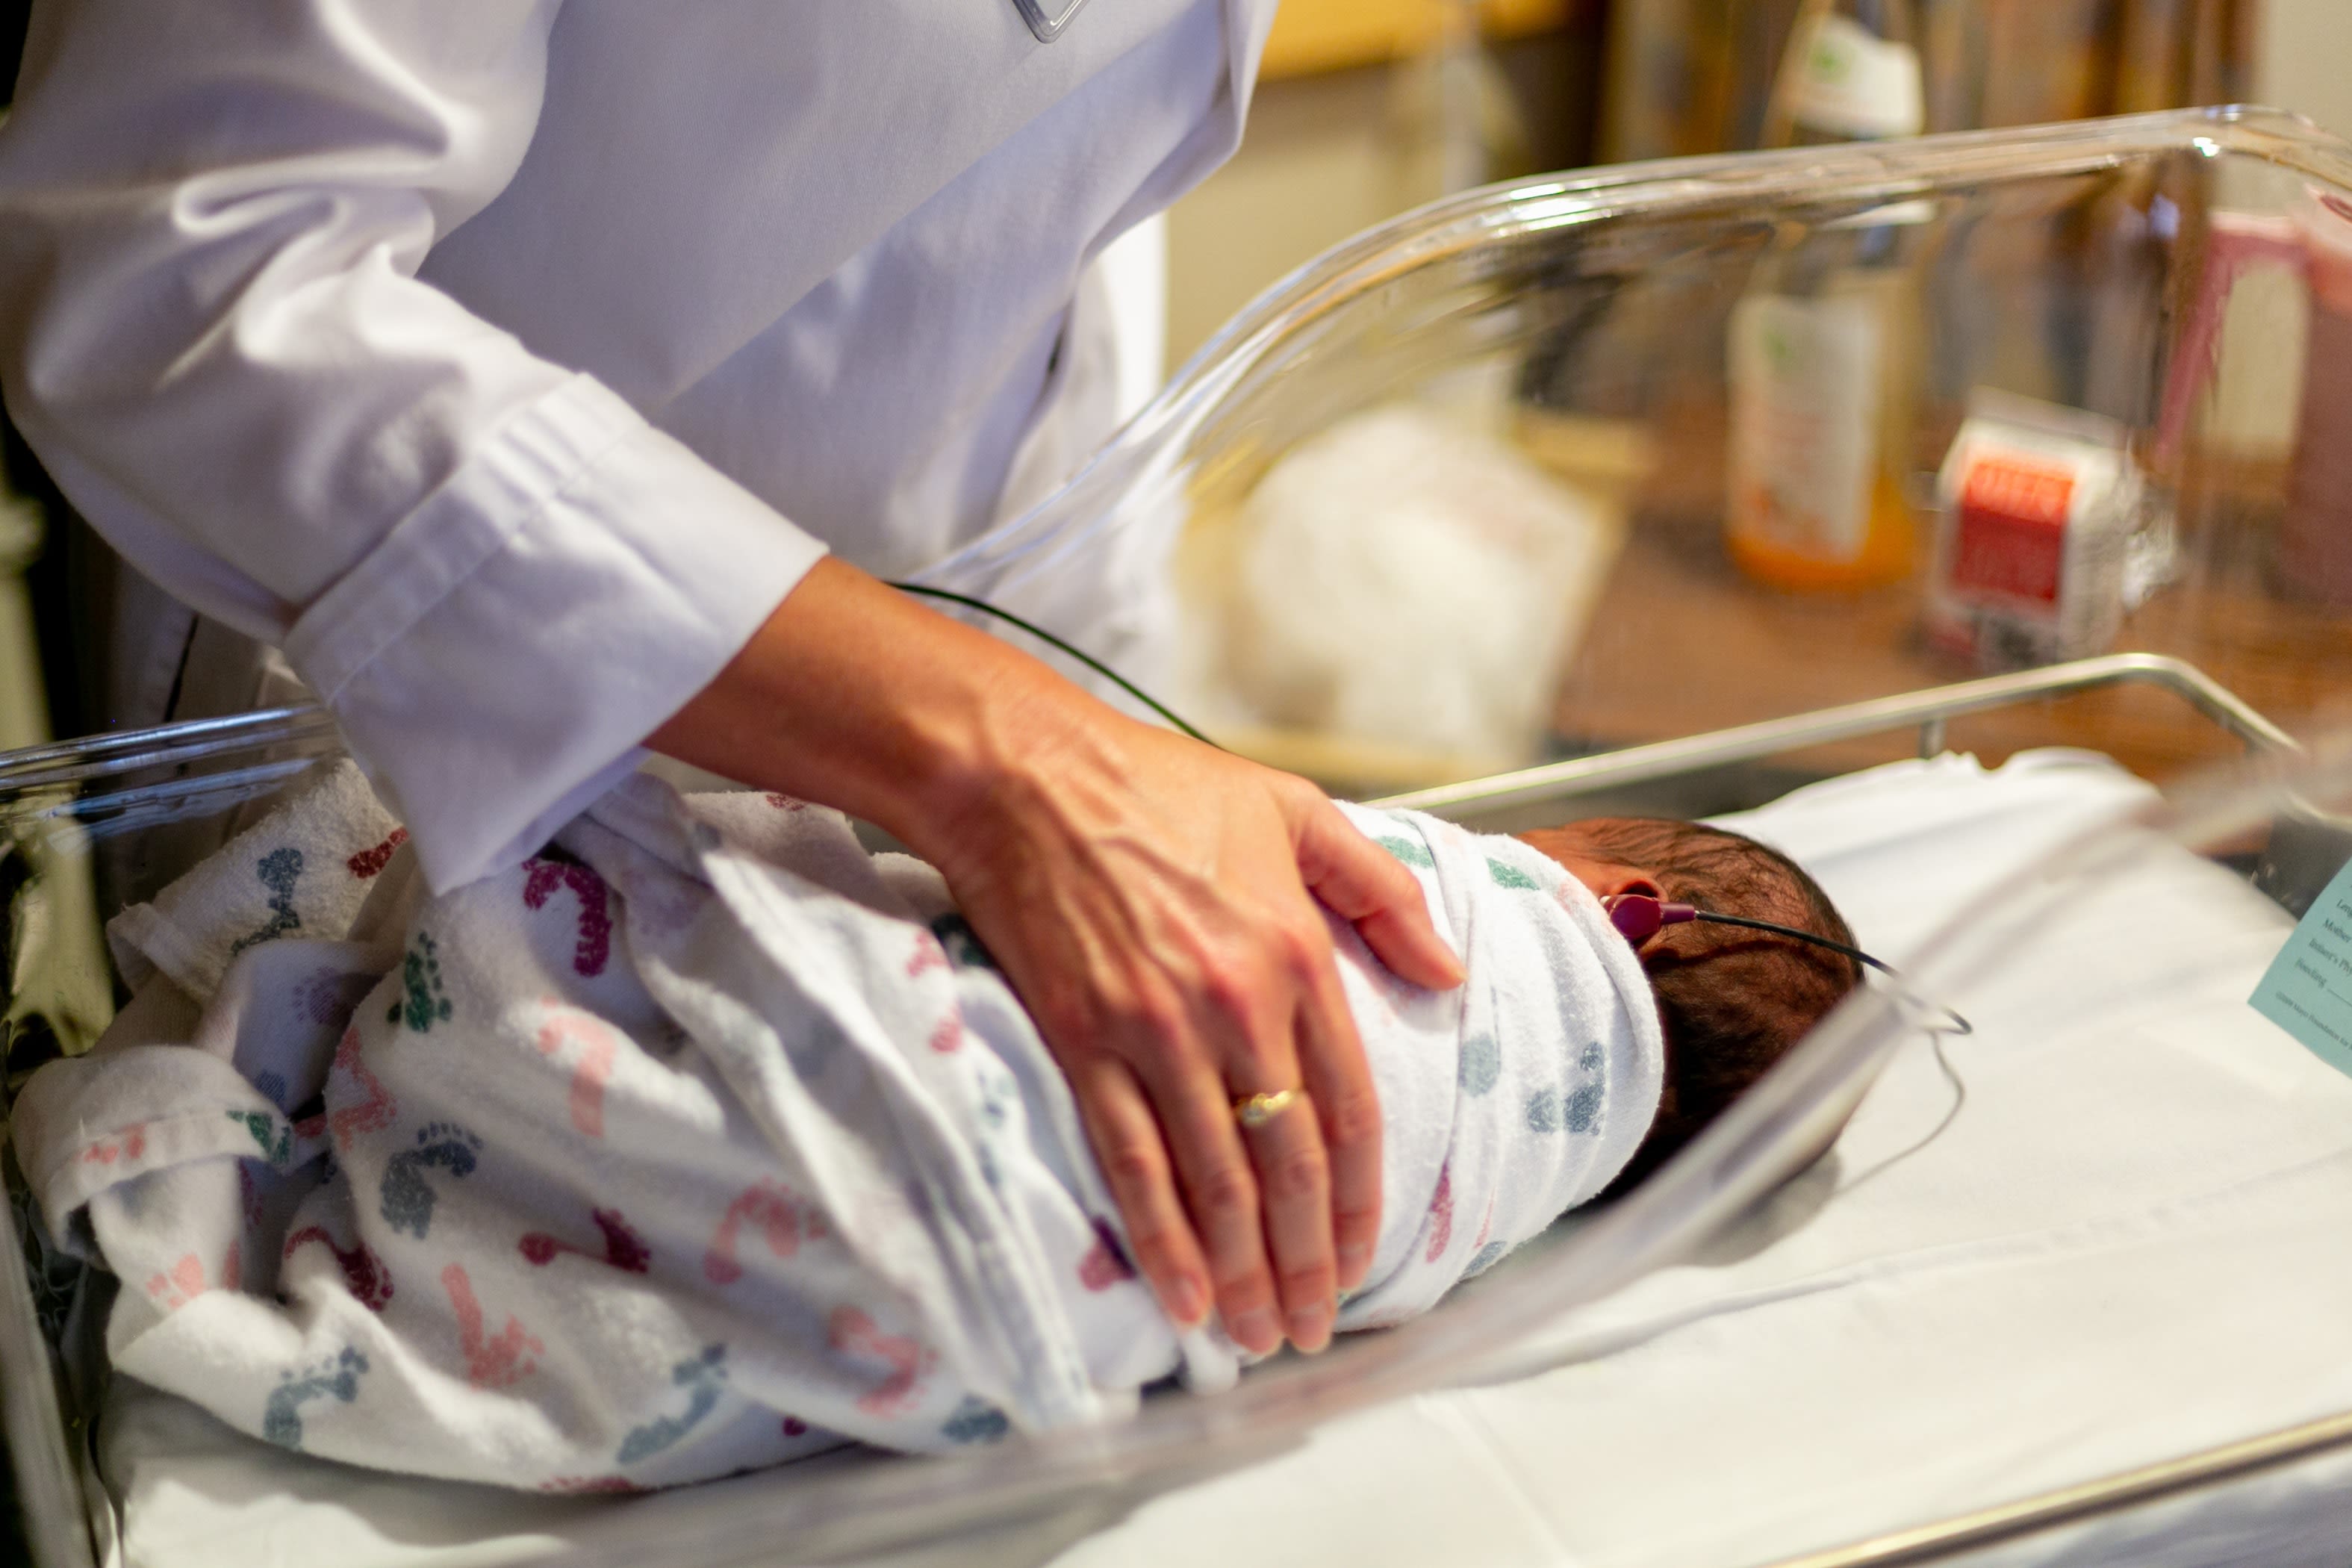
<box><xmin>10</xmin><ymin>762</ymin><xmax>1661</xmax><ymax>1490</ymax></box>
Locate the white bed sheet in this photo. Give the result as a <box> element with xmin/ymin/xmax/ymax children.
<box><xmin>86</xmin><ymin>749</ymin><xmax>2352</xmax><ymax>1568</ymax></box>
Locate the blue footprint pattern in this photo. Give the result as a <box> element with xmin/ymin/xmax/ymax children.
<box><xmin>379</xmin><ymin>1122</ymin><xmax>481</xmax><ymax>1239</ymax></box>
<box><xmin>617</xmin><ymin>1345</ymin><xmax>729</xmax><ymax>1464</ymax></box>
<box><xmin>1458</xmin><ymin>1033</ymin><xmax>1499</xmax><ymax>1096</ymax></box>
<box><xmin>1525</xmin><ymin>1084</ymin><xmax>1602</xmax><ymax>1135</ymax></box>
<box><xmin>231</xmin><ymin>847</ymin><xmax>305</xmax><ymax>955</ymax></box>
<box><xmin>1377</xmin><ymin>834</ymin><xmax>1435</xmax><ymax>870</ymax></box>
<box><xmin>1487</xmin><ymin>857</ymin><xmax>1540</xmax><ymax>890</ymax></box>
<box><xmin>386</xmin><ymin>932</ymin><xmax>453</xmax><ymax>1033</ymax></box>
<box><xmin>225</xmin><ymin>1108</ymin><xmax>293</xmax><ymax>1167</ymax></box>
<box><xmin>940</xmin><ymin>1396</ymin><xmax>1009</xmax><ymax>1445</ymax></box>
<box><xmin>262</xmin><ymin>1345</ymin><xmax>369</xmax><ymax>1449</ymax></box>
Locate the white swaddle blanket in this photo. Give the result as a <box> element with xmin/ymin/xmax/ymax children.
<box><xmin>11</xmin><ymin>762</ymin><xmax>1661</xmax><ymax>1490</ymax></box>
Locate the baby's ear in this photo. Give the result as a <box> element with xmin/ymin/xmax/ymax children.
<box><xmin>1601</xmin><ymin>871</ymin><xmax>1665</xmax><ymax>903</ymax></box>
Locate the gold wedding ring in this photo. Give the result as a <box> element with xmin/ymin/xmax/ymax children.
<box><xmin>1233</xmin><ymin>1087</ymin><xmax>1304</xmax><ymax>1130</ymax></box>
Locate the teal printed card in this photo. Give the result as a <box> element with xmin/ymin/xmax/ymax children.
<box><xmin>2250</xmin><ymin>857</ymin><xmax>2352</xmax><ymax>1077</ymax></box>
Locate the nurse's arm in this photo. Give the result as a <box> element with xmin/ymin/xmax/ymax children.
<box><xmin>0</xmin><ymin>0</ymin><xmax>1462</xmax><ymax>1352</ymax></box>
<box><xmin>0</xmin><ymin>0</ymin><xmax>819</xmax><ymax>892</ymax></box>
<box><xmin>650</xmin><ymin>558</ymin><xmax>1466</xmax><ymax>1355</ymax></box>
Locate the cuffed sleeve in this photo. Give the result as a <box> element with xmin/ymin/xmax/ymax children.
<box><xmin>287</xmin><ymin>374</ymin><xmax>825</xmax><ymax>892</ymax></box>
<box><xmin>0</xmin><ymin>0</ymin><xmax>820</xmax><ymax>891</ymax></box>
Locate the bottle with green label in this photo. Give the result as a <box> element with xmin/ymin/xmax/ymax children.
<box><xmin>1766</xmin><ymin>0</ymin><xmax>1924</xmax><ymax>148</ymax></box>
<box><xmin>1726</xmin><ymin>0</ymin><xmax>1926</xmax><ymax>592</ymax></box>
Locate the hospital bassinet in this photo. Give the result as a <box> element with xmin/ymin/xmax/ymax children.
<box><xmin>8</xmin><ymin>107</ymin><xmax>2352</xmax><ymax>1568</ymax></box>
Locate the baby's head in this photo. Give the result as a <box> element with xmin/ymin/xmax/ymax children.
<box><xmin>1516</xmin><ymin>817</ymin><xmax>1861</xmax><ymax>1184</ymax></box>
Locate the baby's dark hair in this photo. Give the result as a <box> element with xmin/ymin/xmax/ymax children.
<box><xmin>1570</xmin><ymin>818</ymin><xmax>1861</xmax><ymax>1184</ymax></box>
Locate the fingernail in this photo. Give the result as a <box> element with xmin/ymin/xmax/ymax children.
<box><xmin>1231</xmin><ymin>1306</ymin><xmax>1281</xmax><ymax>1353</ymax></box>
<box><xmin>1337</xmin><ymin>1242</ymin><xmax>1371</xmax><ymax>1285</ymax></box>
<box><xmin>1169</xmin><ymin>1276</ymin><xmax>1208</xmax><ymax>1327</ymax></box>
<box><xmin>1289</xmin><ymin>1301</ymin><xmax>1334</xmax><ymax>1354</ymax></box>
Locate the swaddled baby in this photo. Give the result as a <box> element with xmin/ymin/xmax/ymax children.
<box><xmin>12</xmin><ymin>762</ymin><xmax>1856</xmax><ymax>1491</ymax></box>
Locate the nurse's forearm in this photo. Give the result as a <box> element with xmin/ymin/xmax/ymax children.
<box><xmin>644</xmin><ymin>558</ymin><xmax>1063</xmax><ymax>844</ymax></box>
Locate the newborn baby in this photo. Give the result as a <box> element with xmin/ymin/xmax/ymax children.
<box><xmin>13</xmin><ymin>763</ymin><xmax>1857</xmax><ymax>1491</ymax></box>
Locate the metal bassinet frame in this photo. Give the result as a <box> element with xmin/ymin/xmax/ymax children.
<box><xmin>1</xmin><ymin>652</ymin><xmax>2335</xmax><ymax>1568</ymax></box>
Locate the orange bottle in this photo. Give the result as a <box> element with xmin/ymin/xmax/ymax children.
<box><xmin>1724</xmin><ymin>229</ymin><xmax>1924</xmax><ymax>591</ymax></box>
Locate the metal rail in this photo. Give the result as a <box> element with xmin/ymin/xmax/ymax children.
<box><xmin>1756</xmin><ymin>1407</ymin><xmax>2352</xmax><ymax>1568</ymax></box>
<box><xmin>1375</xmin><ymin>653</ymin><xmax>2300</xmax><ymax>821</ymax></box>
<box><xmin>0</xmin><ymin>705</ymin><xmax>337</xmax><ymax>796</ymax></box>
<box><xmin>1375</xmin><ymin>651</ymin><xmax>2346</xmax><ymax>1566</ymax></box>
<box><xmin>0</xmin><ymin>655</ymin><xmax>2287</xmax><ymax>814</ymax></box>
<box><xmin>0</xmin><ymin>654</ymin><xmax>2325</xmax><ymax>1568</ymax></box>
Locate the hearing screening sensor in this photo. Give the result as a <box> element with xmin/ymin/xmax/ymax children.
<box><xmin>1603</xmin><ymin>892</ymin><xmax>1881</xmax><ymax>968</ymax></box>
<box><xmin>1603</xmin><ymin>894</ymin><xmax>1696</xmax><ymax>942</ymax></box>
<box><xmin>1601</xmin><ymin>894</ymin><xmax>1973</xmax><ymax>1036</ymax></box>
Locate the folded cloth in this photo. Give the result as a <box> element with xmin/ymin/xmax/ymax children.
<box><xmin>10</xmin><ymin>761</ymin><xmax>1661</xmax><ymax>1490</ymax></box>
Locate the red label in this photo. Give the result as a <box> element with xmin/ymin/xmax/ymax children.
<box><xmin>1950</xmin><ymin>452</ymin><xmax>2075</xmax><ymax>604</ymax></box>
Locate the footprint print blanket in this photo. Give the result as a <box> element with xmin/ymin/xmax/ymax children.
<box><xmin>10</xmin><ymin>759</ymin><xmax>1661</xmax><ymax>1490</ymax></box>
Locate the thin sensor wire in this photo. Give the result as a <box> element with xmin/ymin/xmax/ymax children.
<box><xmin>889</xmin><ymin>582</ymin><xmax>1219</xmax><ymax>747</ymax></box>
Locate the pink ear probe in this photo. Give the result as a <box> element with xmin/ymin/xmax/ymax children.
<box><xmin>1600</xmin><ymin>893</ymin><xmax>1972</xmax><ymax>1035</ymax></box>
<box><xmin>1602</xmin><ymin>894</ymin><xmax>1697</xmax><ymax>943</ymax></box>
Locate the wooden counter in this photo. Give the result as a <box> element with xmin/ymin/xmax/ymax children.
<box><xmin>1546</xmin><ymin>488</ymin><xmax>2352</xmax><ymax>786</ymax></box>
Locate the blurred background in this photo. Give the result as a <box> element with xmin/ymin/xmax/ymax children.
<box><xmin>1165</xmin><ymin>0</ymin><xmax>2348</xmax><ymax>365</ymax></box>
<box><xmin>0</xmin><ymin>0</ymin><xmax>2348</xmax><ymax>752</ymax></box>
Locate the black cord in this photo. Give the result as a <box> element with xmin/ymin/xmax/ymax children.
<box><xmin>1691</xmin><ymin>912</ymin><xmax>1893</xmax><ymax>979</ymax></box>
<box><xmin>889</xmin><ymin>581</ymin><xmax>1973</xmax><ymax>1036</ymax></box>
<box><xmin>1690</xmin><ymin>911</ymin><xmax>1974</xmax><ymax>1036</ymax></box>
<box><xmin>887</xmin><ymin>582</ymin><xmax>1221</xmax><ymax>748</ymax></box>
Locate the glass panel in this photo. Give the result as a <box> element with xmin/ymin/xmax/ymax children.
<box><xmin>928</xmin><ymin>108</ymin><xmax>2352</xmax><ymax>800</ymax></box>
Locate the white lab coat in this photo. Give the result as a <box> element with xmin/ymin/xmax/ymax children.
<box><xmin>0</xmin><ymin>0</ymin><xmax>1273</xmax><ymax>891</ymax></box>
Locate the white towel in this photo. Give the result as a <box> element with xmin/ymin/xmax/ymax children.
<box><xmin>10</xmin><ymin>764</ymin><xmax>1661</xmax><ymax>1490</ymax></box>
<box><xmin>1324</xmin><ymin>803</ymin><xmax>1667</xmax><ymax>1328</ymax></box>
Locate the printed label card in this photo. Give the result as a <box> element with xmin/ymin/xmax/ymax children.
<box><xmin>2250</xmin><ymin>856</ymin><xmax>2352</xmax><ymax>1077</ymax></box>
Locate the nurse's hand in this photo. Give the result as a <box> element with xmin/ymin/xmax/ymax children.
<box><xmin>929</xmin><ymin>706</ymin><xmax>1466</xmax><ymax>1356</ymax></box>
<box><xmin>649</xmin><ymin>559</ymin><xmax>1465</xmax><ymax>1356</ymax></box>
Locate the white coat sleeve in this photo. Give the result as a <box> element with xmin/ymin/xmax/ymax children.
<box><xmin>0</xmin><ymin>0</ymin><xmax>828</xmax><ymax>892</ymax></box>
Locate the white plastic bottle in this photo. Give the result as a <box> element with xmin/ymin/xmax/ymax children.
<box><xmin>1766</xmin><ymin>0</ymin><xmax>1924</xmax><ymax>148</ymax></box>
<box><xmin>1727</xmin><ymin>0</ymin><xmax>1925</xmax><ymax>592</ymax></box>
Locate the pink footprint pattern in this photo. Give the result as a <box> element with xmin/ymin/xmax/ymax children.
<box><xmin>703</xmin><ymin>1180</ymin><xmax>827</xmax><ymax>1284</ymax></box>
<box><xmin>523</xmin><ymin>859</ymin><xmax>613</xmax><ymax>977</ymax></box>
<box><xmin>926</xmin><ymin>1014</ymin><xmax>962</xmax><ymax>1054</ymax></box>
<box><xmin>284</xmin><ymin>1225</ymin><xmax>395</xmax><ymax>1312</ymax></box>
<box><xmin>827</xmin><ymin>1306</ymin><xmax>935</xmax><ymax>1418</ymax></box>
<box><xmin>535</xmin><ymin>1009</ymin><xmax>620</xmax><ymax>1138</ymax></box>
<box><xmin>145</xmin><ymin>1239</ymin><xmax>240</xmax><ymax>1312</ymax></box>
<box><xmin>441</xmin><ymin>1263</ymin><xmax>544</xmax><ymax>1389</ymax></box>
<box><xmin>80</xmin><ymin>1123</ymin><xmax>146</xmax><ymax>1166</ymax></box>
<box><xmin>323</xmin><ymin>1026</ymin><xmax>398</xmax><ymax>1150</ymax></box>
<box><xmin>520</xmin><ymin>1208</ymin><xmax>652</xmax><ymax>1274</ymax></box>
<box><xmin>1425</xmin><ymin>1163</ymin><xmax>1455</xmax><ymax>1263</ymax></box>
<box><xmin>1077</xmin><ymin>1219</ymin><xmax>1136</xmax><ymax>1291</ymax></box>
